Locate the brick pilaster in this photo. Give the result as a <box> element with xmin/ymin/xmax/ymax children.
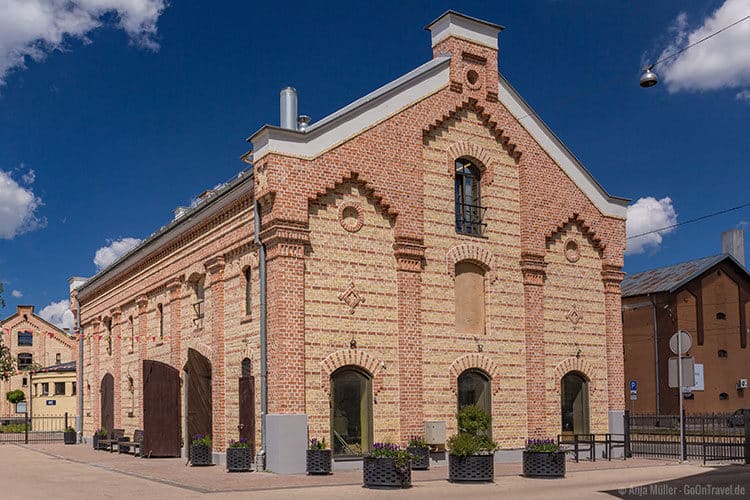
<box><xmin>135</xmin><ymin>295</ymin><xmax>148</xmax><ymax>429</ymax></box>
<box><xmin>111</xmin><ymin>308</ymin><xmax>122</xmax><ymax>429</ymax></box>
<box><xmin>166</xmin><ymin>278</ymin><xmax>183</xmax><ymax>369</ymax></box>
<box><xmin>521</xmin><ymin>253</ymin><xmax>546</xmax><ymax>438</ymax></box>
<box><xmin>91</xmin><ymin>319</ymin><xmax>101</xmax><ymax>430</ymax></box>
<box><xmin>206</xmin><ymin>256</ymin><xmax>227</xmax><ymax>448</ymax></box>
<box><xmin>602</xmin><ymin>264</ymin><xmax>626</xmax><ymax>411</ymax></box>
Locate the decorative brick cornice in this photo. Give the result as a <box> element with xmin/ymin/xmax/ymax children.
<box><xmin>109</xmin><ymin>307</ymin><xmax>122</xmax><ymax>319</ymax></box>
<box><xmin>601</xmin><ymin>264</ymin><xmax>625</xmax><ymax>294</ymax></box>
<box><xmin>260</xmin><ymin>222</ymin><xmax>310</xmax><ymax>261</ymax></box>
<box><xmin>520</xmin><ymin>252</ymin><xmax>546</xmax><ymax>286</ymax></box>
<box><xmin>205</xmin><ymin>255</ymin><xmax>226</xmax><ymax>274</ymax></box>
<box><xmin>448</xmin><ymin>353</ymin><xmax>502</xmax><ymax>394</ymax></box>
<box><xmin>546</xmin><ymin>213</ymin><xmax>605</xmax><ymax>255</ymax></box>
<box><xmin>165</xmin><ymin>276</ymin><xmax>183</xmax><ymax>292</ymax></box>
<box><xmin>310</xmin><ymin>172</ymin><xmax>398</xmax><ymax>220</ymax></box>
<box><xmin>135</xmin><ymin>295</ymin><xmax>149</xmax><ymax>312</ymax></box>
<box><xmin>320</xmin><ymin>349</ymin><xmax>384</xmax><ymax>397</ymax></box>
<box><xmin>393</xmin><ymin>238</ymin><xmax>425</xmax><ymax>272</ymax></box>
<box><xmin>553</xmin><ymin>357</ymin><xmax>598</xmax><ymax>394</ymax></box>
<box><xmin>446</xmin><ymin>243</ymin><xmax>497</xmax><ymax>283</ymax></box>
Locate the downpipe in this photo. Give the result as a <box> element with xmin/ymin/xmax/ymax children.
<box><xmin>254</xmin><ymin>199</ymin><xmax>268</xmax><ymax>471</ymax></box>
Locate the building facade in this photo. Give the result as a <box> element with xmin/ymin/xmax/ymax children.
<box><xmin>0</xmin><ymin>305</ymin><xmax>77</xmax><ymax>417</ymax></box>
<box><xmin>30</xmin><ymin>361</ymin><xmax>77</xmax><ymax>419</ymax></box>
<box><xmin>622</xmin><ymin>230</ymin><xmax>750</xmax><ymax>415</ymax></box>
<box><xmin>74</xmin><ymin>12</ymin><xmax>627</xmax><ymax>459</ymax></box>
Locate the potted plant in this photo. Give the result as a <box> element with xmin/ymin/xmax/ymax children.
<box><xmin>226</xmin><ymin>437</ymin><xmax>252</xmax><ymax>472</ymax></box>
<box><xmin>64</xmin><ymin>426</ymin><xmax>76</xmax><ymax>445</ymax></box>
<box><xmin>306</xmin><ymin>437</ymin><xmax>332</xmax><ymax>475</ymax></box>
<box><xmin>93</xmin><ymin>427</ymin><xmax>107</xmax><ymax>450</ymax></box>
<box><xmin>523</xmin><ymin>438</ymin><xmax>566</xmax><ymax>478</ymax></box>
<box><xmin>363</xmin><ymin>442</ymin><xmax>412</xmax><ymax>489</ymax></box>
<box><xmin>407</xmin><ymin>435</ymin><xmax>430</xmax><ymax>470</ymax></box>
<box><xmin>447</xmin><ymin>405</ymin><xmax>497</xmax><ymax>482</ymax></box>
<box><xmin>190</xmin><ymin>434</ymin><xmax>212</xmax><ymax>466</ymax></box>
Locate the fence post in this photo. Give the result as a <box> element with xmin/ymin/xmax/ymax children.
<box><xmin>681</xmin><ymin>408</ymin><xmax>688</xmax><ymax>461</ymax></box>
<box><xmin>744</xmin><ymin>409</ymin><xmax>750</xmax><ymax>465</ymax></box>
<box><xmin>24</xmin><ymin>412</ymin><xmax>29</xmax><ymax>444</ymax></box>
<box><xmin>65</xmin><ymin>412</ymin><xmax>68</xmax><ymax>430</ymax></box>
<box><xmin>624</xmin><ymin>410</ymin><xmax>631</xmax><ymax>458</ymax></box>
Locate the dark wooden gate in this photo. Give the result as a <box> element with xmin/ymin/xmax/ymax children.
<box><xmin>185</xmin><ymin>348</ymin><xmax>212</xmax><ymax>456</ymax></box>
<box><xmin>239</xmin><ymin>375</ymin><xmax>255</xmax><ymax>457</ymax></box>
<box><xmin>143</xmin><ymin>360</ymin><xmax>181</xmax><ymax>457</ymax></box>
<box><xmin>100</xmin><ymin>373</ymin><xmax>114</xmax><ymax>434</ymax></box>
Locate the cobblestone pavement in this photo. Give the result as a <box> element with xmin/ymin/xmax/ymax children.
<box><xmin>0</xmin><ymin>443</ymin><xmax>738</xmax><ymax>499</ymax></box>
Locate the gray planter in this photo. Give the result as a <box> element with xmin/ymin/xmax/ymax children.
<box><xmin>363</xmin><ymin>457</ymin><xmax>411</xmax><ymax>489</ymax></box>
<box><xmin>226</xmin><ymin>447</ymin><xmax>252</xmax><ymax>472</ymax></box>
<box><xmin>522</xmin><ymin>451</ymin><xmax>566</xmax><ymax>478</ymax></box>
<box><xmin>407</xmin><ymin>446</ymin><xmax>430</xmax><ymax>470</ymax></box>
<box><xmin>448</xmin><ymin>454</ymin><xmax>494</xmax><ymax>482</ymax></box>
<box><xmin>306</xmin><ymin>449</ymin><xmax>332</xmax><ymax>475</ymax></box>
<box><xmin>190</xmin><ymin>444</ymin><xmax>212</xmax><ymax>466</ymax></box>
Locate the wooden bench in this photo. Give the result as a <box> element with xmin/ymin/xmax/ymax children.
<box><xmin>118</xmin><ymin>430</ymin><xmax>143</xmax><ymax>457</ymax></box>
<box><xmin>98</xmin><ymin>429</ymin><xmax>125</xmax><ymax>452</ymax></box>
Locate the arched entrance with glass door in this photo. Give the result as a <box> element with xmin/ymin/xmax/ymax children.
<box><xmin>561</xmin><ymin>371</ymin><xmax>590</xmax><ymax>435</ymax></box>
<box><xmin>457</xmin><ymin>369</ymin><xmax>492</xmax><ymax>436</ymax></box>
<box><xmin>330</xmin><ymin>366</ymin><xmax>373</xmax><ymax>457</ymax></box>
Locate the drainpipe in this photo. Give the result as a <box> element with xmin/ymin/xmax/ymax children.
<box><xmin>76</xmin><ymin>296</ymin><xmax>83</xmax><ymax>442</ymax></box>
<box><xmin>254</xmin><ymin>199</ymin><xmax>268</xmax><ymax>470</ymax></box>
<box><xmin>648</xmin><ymin>294</ymin><xmax>661</xmax><ymax>416</ymax></box>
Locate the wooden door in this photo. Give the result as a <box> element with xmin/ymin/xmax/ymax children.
<box><xmin>100</xmin><ymin>373</ymin><xmax>114</xmax><ymax>434</ymax></box>
<box><xmin>185</xmin><ymin>348</ymin><xmax>212</xmax><ymax>456</ymax></box>
<box><xmin>143</xmin><ymin>360</ymin><xmax>181</xmax><ymax>457</ymax></box>
<box><xmin>239</xmin><ymin>375</ymin><xmax>255</xmax><ymax>458</ymax></box>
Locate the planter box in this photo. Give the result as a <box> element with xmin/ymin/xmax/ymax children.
<box><xmin>190</xmin><ymin>444</ymin><xmax>213</xmax><ymax>466</ymax></box>
<box><xmin>92</xmin><ymin>435</ymin><xmax>103</xmax><ymax>450</ymax></box>
<box><xmin>448</xmin><ymin>454</ymin><xmax>494</xmax><ymax>482</ymax></box>
<box><xmin>226</xmin><ymin>447</ymin><xmax>252</xmax><ymax>472</ymax></box>
<box><xmin>306</xmin><ymin>449</ymin><xmax>332</xmax><ymax>475</ymax></box>
<box><xmin>522</xmin><ymin>451</ymin><xmax>566</xmax><ymax>478</ymax></box>
<box><xmin>64</xmin><ymin>430</ymin><xmax>76</xmax><ymax>445</ymax></box>
<box><xmin>407</xmin><ymin>446</ymin><xmax>430</xmax><ymax>470</ymax></box>
<box><xmin>363</xmin><ymin>457</ymin><xmax>411</xmax><ymax>489</ymax></box>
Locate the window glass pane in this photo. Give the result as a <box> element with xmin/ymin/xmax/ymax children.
<box><xmin>561</xmin><ymin>373</ymin><xmax>589</xmax><ymax>434</ymax></box>
<box><xmin>72</xmin><ymin>382</ymin><xmax>76</xmax><ymax>395</ymax></box>
<box><xmin>17</xmin><ymin>353</ymin><xmax>32</xmax><ymax>368</ymax></box>
<box><xmin>54</xmin><ymin>382</ymin><xmax>65</xmax><ymax>395</ymax></box>
<box><xmin>457</xmin><ymin>370</ymin><xmax>491</xmax><ymax>437</ymax></box>
<box><xmin>42</xmin><ymin>383</ymin><xmax>49</xmax><ymax>395</ymax></box>
<box><xmin>18</xmin><ymin>331</ymin><xmax>33</xmax><ymax>346</ymax></box>
<box><xmin>331</xmin><ymin>368</ymin><xmax>372</xmax><ymax>457</ymax></box>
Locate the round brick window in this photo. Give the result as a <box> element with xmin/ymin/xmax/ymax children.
<box><xmin>338</xmin><ymin>202</ymin><xmax>364</xmax><ymax>233</ymax></box>
<box><xmin>465</xmin><ymin>69</ymin><xmax>481</xmax><ymax>90</ymax></box>
<box><xmin>564</xmin><ymin>239</ymin><xmax>580</xmax><ymax>263</ymax></box>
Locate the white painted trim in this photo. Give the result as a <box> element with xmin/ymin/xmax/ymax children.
<box><xmin>496</xmin><ymin>75</ymin><xmax>629</xmax><ymax>218</ymax></box>
<box><xmin>427</xmin><ymin>12</ymin><xmax>501</xmax><ymax>50</ymax></box>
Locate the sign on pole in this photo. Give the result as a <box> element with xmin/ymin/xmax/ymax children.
<box><xmin>669</xmin><ymin>356</ymin><xmax>696</xmax><ymax>388</ymax></box>
<box><xmin>669</xmin><ymin>330</ymin><xmax>692</xmax><ymax>355</ymax></box>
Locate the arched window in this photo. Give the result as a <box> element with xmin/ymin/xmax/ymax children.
<box><xmin>128</xmin><ymin>316</ymin><xmax>134</xmax><ymax>352</ymax></box>
<box><xmin>330</xmin><ymin>367</ymin><xmax>373</xmax><ymax>457</ymax></box>
<box><xmin>55</xmin><ymin>353</ymin><xmax>61</xmax><ymax>364</ymax></box>
<box><xmin>17</xmin><ymin>353</ymin><xmax>32</xmax><ymax>369</ymax></box>
<box><xmin>241</xmin><ymin>358</ymin><xmax>252</xmax><ymax>378</ymax></box>
<box><xmin>157</xmin><ymin>303</ymin><xmax>164</xmax><ymax>339</ymax></box>
<box><xmin>455</xmin><ymin>261</ymin><xmax>486</xmax><ymax>335</ymax></box>
<box><xmin>561</xmin><ymin>372</ymin><xmax>590</xmax><ymax>435</ymax></box>
<box><xmin>189</xmin><ymin>275</ymin><xmax>206</xmax><ymax>328</ymax></box>
<box><xmin>244</xmin><ymin>267</ymin><xmax>252</xmax><ymax>316</ymax></box>
<box><xmin>455</xmin><ymin>159</ymin><xmax>485</xmax><ymax>236</ymax></box>
<box><xmin>105</xmin><ymin>318</ymin><xmax>113</xmax><ymax>356</ymax></box>
<box><xmin>458</xmin><ymin>369</ymin><xmax>491</xmax><ymax>417</ymax></box>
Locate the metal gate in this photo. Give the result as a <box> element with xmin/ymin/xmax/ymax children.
<box><xmin>143</xmin><ymin>360</ymin><xmax>181</xmax><ymax>457</ymax></box>
<box><xmin>185</xmin><ymin>348</ymin><xmax>212</xmax><ymax>456</ymax></box>
<box><xmin>100</xmin><ymin>373</ymin><xmax>114</xmax><ymax>434</ymax></box>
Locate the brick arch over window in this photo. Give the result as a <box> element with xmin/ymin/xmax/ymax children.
<box><xmin>446</xmin><ymin>244</ymin><xmax>497</xmax><ymax>283</ymax></box>
<box><xmin>446</xmin><ymin>142</ymin><xmax>495</xmax><ymax>186</ymax></box>
<box><xmin>448</xmin><ymin>354</ymin><xmax>502</xmax><ymax>394</ymax></box>
<box><xmin>553</xmin><ymin>357</ymin><xmax>598</xmax><ymax>394</ymax></box>
<box><xmin>320</xmin><ymin>350</ymin><xmax>384</xmax><ymax>397</ymax></box>
<box><xmin>546</xmin><ymin>213</ymin><xmax>605</xmax><ymax>256</ymax></box>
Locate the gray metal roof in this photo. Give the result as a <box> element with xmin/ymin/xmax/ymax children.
<box><xmin>621</xmin><ymin>254</ymin><xmax>748</xmax><ymax>297</ymax></box>
<box><xmin>37</xmin><ymin>361</ymin><xmax>76</xmax><ymax>373</ymax></box>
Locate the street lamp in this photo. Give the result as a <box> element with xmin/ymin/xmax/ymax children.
<box><xmin>640</xmin><ymin>66</ymin><xmax>658</xmax><ymax>88</ymax></box>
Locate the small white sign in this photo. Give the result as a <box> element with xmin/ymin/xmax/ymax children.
<box><xmin>15</xmin><ymin>402</ymin><xmax>27</xmax><ymax>413</ymax></box>
<box><xmin>689</xmin><ymin>364</ymin><xmax>704</xmax><ymax>391</ymax></box>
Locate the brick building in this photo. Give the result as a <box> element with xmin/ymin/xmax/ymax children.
<box><xmin>622</xmin><ymin>230</ymin><xmax>750</xmax><ymax>415</ymax></box>
<box><xmin>0</xmin><ymin>305</ymin><xmax>77</xmax><ymax>417</ymax></box>
<box><xmin>73</xmin><ymin>11</ymin><xmax>627</xmax><ymax>461</ymax></box>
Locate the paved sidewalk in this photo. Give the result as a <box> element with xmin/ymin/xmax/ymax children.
<box><xmin>0</xmin><ymin>443</ymin><xmax>742</xmax><ymax>499</ymax></box>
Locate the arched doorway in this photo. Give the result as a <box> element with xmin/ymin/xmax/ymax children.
<box><xmin>561</xmin><ymin>372</ymin><xmax>590</xmax><ymax>435</ymax></box>
<box><xmin>185</xmin><ymin>348</ymin><xmax>212</xmax><ymax>455</ymax></box>
<box><xmin>457</xmin><ymin>369</ymin><xmax>492</xmax><ymax>436</ymax></box>
<box><xmin>143</xmin><ymin>360</ymin><xmax>181</xmax><ymax>457</ymax></box>
<box><xmin>238</xmin><ymin>358</ymin><xmax>255</xmax><ymax>458</ymax></box>
<box><xmin>330</xmin><ymin>367</ymin><xmax>372</xmax><ymax>457</ymax></box>
<box><xmin>100</xmin><ymin>373</ymin><xmax>114</xmax><ymax>434</ymax></box>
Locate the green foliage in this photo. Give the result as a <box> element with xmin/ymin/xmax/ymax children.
<box><xmin>228</xmin><ymin>437</ymin><xmax>251</xmax><ymax>448</ymax></box>
<box><xmin>447</xmin><ymin>406</ymin><xmax>498</xmax><ymax>457</ymax></box>
<box><xmin>65</xmin><ymin>427</ymin><xmax>76</xmax><ymax>433</ymax></box>
<box><xmin>407</xmin><ymin>435</ymin><xmax>428</xmax><ymax>448</ymax></box>
<box><xmin>0</xmin><ymin>282</ymin><xmax>5</xmax><ymax>308</ymax></box>
<box><xmin>6</xmin><ymin>390</ymin><xmax>25</xmax><ymax>404</ymax></box>
<box><xmin>0</xmin><ymin>337</ymin><xmax>14</xmax><ymax>382</ymax></box>
<box><xmin>191</xmin><ymin>434</ymin><xmax>212</xmax><ymax>447</ymax></box>
<box><xmin>95</xmin><ymin>427</ymin><xmax>108</xmax><ymax>438</ymax></box>
<box><xmin>367</xmin><ymin>443</ymin><xmax>414</xmax><ymax>471</ymax></box>
<box><xmin>309</xmin><ymin>437</ymin><xmax>327</xmax><ymax>450</ymax></box>
<box><xmin>457</xmin><ymin>405</ymin><xmax>491</xmax><ymax>435</ymax></box>
<box><xmin>0</xmin><ymin>423</ymin><xmax>29</xmax><ymax>433</ymax></box>
<box><xmin>525</xmin><ymin>438</ymin><xmax>563</xmax><ymax>453</ymax></box>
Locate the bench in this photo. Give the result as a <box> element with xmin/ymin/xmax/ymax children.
<box><xmin>98</xmin><ymin>429</ymin><xmax>125</xmax><ymax>452</ymax></box>
<box><xmin>118</xmin><ymin>430</ymin><xmax>143</xmax><ymax>457</ymax></box>
<box><xmin>558</xmin><ymin>433</ymin><xmax>596</xmax><ymax>462</ymax></box>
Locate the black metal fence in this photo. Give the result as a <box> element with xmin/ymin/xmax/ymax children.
<box><xmin>0</xmin><ymin>413</ymin><xmax>71</xmax><ymax>444</ymax></box>
<box><xmin>628</xmin><ymin>410</ymin><xmax>749</xmax><ymax>464</ymax></box>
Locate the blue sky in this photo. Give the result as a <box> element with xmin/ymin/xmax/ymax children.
<box><xmin>1</xmin><ymin>0</ymin><xmax>749</xmax><ymax>326</ymax></box>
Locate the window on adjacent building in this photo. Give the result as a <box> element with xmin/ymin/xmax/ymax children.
<box><xmin>719</xmin><ymin>392</ymin><xmax>729</xmax><ymax>400</ymax></box>
<box><xmin>157</xmin><ymin>303</ymin><xmax>164</xmax><ymax>340</ymax></box>
<box><xmin>41</xmin><ymin>383</ymin><xmax>49</xmax><ymax>396</ymax></box>
<box><xmin>55</xmin><ymin>353</ymin><xmax>61</xmax><ymax>364</ymax></box>
<box><xmin>17</xmin><ymin>353</ymin><xmax>32</xmax><ymax>369</ymax></box>
<box><xmin>17</xmin><ymin>331</ymin><xmax>33</xmax><ymax>346</ymax></box>
<box><xmin>455</xmin><ymin>261</ymin><xmax>486</xmax><ymax>335</ymax></box>
<box><xmin>716</xmin><ymin>312</ymin><xmax>727</xmax><ymax>320</ymax></box>
<box><xmin>72</xmin><ymin>382</ymin><xmax>76</xmax><ymax>395</ymax></box>
<box><xmin>454</xmin><ymin>159</ymin><xmax>485</xmax><ymax>236</ymax></box>
<box><xmin>22</xmin><ymin>377</ymin><xmax>28</xmax><ymax>387</ymax></box>
<box><xmin>718</xmin><ymin>349</ymin><xmax>728</xmax><ymax>358</ymax></box>
<box><xmin>244</xmin><ymin>267</ymin><xmax>252</xmax><ymax>316</ymax></box>
<box><xmin>54</xmin><ymin>382</ymin><xmax>65</xmax><ymax>395</ymax></box>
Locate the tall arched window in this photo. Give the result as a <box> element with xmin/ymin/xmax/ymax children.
<box><xmin>455</xmin><ymin>159</ymin><xmax>485</xmax><ymax>236</ymax></box>
<box><xmin>455</xmin><ymin>261</ymin><xmax>486</xmax><ymax>335</ymax></box>
<box><xmin>330</xmin><ymin>367</ymin><xmax>373</xmax><ymax>457</ymax></box>
<box><xmin>244</xmin><ymin>267</ymin><xmax>252</xmax><ymax>316</ymax></box>
<box><xmin>561</xmin><ymin>372</ymin><xmax>590</xmax><ymax>435</ymax></box>
<box><xmin>458</xmin><ymin>369</ymin><xmax>491</xmax><ymax>415</ymax></box>
<box><xmin>128</xmin><ymin>316</ymin><xmax>134</xmax><ymax>352</ymax></box>
<box><xmin>157</xmin><ymin>303</ymin><xmax>164</xmax><ymax>340</ymax></box>
<box><xmin>241</xmin><ymin>358</ymin><xmax>252</xmax><ymax>378</ymax></box>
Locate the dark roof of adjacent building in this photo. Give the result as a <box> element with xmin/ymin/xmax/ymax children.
<box><xmin>37</xmin><ymin>361</ymin><xmax>76</xmax><ymax>373</ymax></box>
<box><xmin>622</xmin><ymin>254</ymin><xmax>748</xmax><ymax>298</ymax></box>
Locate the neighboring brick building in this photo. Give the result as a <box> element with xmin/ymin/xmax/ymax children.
<box><xmin>73</xmin><ymin>11</ymin><xmax>627</xmax><ymax>460</ymax></box>
<box><xmin>622</xmin><ymin>230</ymin><xmax>750</xmax><ymax>415</ymax></box>
<box><xmin>0</xmin><ymin>305</ymin><xmax>77</xmax><ymax>417</ymax></box>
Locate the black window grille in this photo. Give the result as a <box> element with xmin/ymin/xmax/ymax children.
<box><xmin>455</xmin><ymin>159</ymin><xmax>486</xmax><ymax>236</ymax></box>
<box><xmin>17</xmin><ymin>353</ymin><xmax>32</xmax><ymax>369</ymax></box>
<box><xmin>18</xmin><ymin>331</ymin><xmax>33</xmax><ymax>346</ymax></box>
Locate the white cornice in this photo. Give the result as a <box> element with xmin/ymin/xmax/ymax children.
<box><xmin>425</xmin><ymin>10</ymin><xmax>504</xmax><ymax>50</ymax></box>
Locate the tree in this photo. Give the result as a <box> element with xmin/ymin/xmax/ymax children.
<box><xmin>6</xmin><ymin>389</ymin><xmax>25</xmax><ymax>404</ymax></box>
<box><xmin>0</xmin><ymin>337</ymin><xmax>13</xmax><ymax>382</ymax></box>
<box><xmin>0</xmin><ymin>281</ymin><xmax>5</xmax><ymax>308</ymax></box>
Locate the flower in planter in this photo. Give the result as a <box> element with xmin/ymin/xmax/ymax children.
<box><xmin>309</xmin><ymin>437</ymin><xmax>328</xmax><ymax>450</ymax></box>
<box><xmin>367</xmin><ymin>442</ymin><xmax>414</xmax><ymax>474</ymax></box>
<box><xmin>65</xmin><ymin>427</ymin><xmax>75</xmax><ymax>433</ymax></box>
<box><xmin>525</xmin><ymin>438</ymin><xmax>563</xmax><ymax>453</ymax></box>
<box><xmin>407</xmin><ymin>435</ymin><xmax>427</xmax><ymax>448</ymax></box>
<box><xmin>191</xmin><ymin>433</ymin><xmax>212</xmax><ymax>447</ymax></box>
<box><xmin>228</xmin><ymin>437</ymin><xmax>251</xmax><ymax>449</ymax></box>
<box><xmin>446</xmin><ymin>406</ymin><xmax>498</xmax><ymax>457</ymax></box>
<box><xmin>95</xmin><ymin>427</ymin><xmax>107</xmax><ymax>438</ymax></box>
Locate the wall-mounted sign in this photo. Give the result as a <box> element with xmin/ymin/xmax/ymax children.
<box><xmin>688</xmin><ymin>364</ymin><xmax>704</xmax><ymax>391</ymax></box>
<box><xmin>46</xmin><ymin>400</ymin><xmax>56</xmax><ymax>406</ymax></box>
<box><xmin>15</xmin><ymin>402</ymin><xmax>27</xmax><ymax>413</ymax></box>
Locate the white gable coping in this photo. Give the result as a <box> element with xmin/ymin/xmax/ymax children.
<box><xmin>425</xmin><ymin>10</ymin><xmax>504</xmax><ymax>50</ymax></box>
<box><xmin>496</xmin><ymin>74</ymin><xmax>629</xmax><ymax>218</ymax></box>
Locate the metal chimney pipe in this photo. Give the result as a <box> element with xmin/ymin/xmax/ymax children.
<box><xmin>280</xmin><ymin>87</ymin><xmax>298</xmax><ymax>130</ymax></box>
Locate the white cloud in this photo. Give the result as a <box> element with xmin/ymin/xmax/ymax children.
<box><xmin>736</xmin><ymin>90</ymin><xmax>750</xmax><ymax>101</ymax></box>
<box><xmin>626</xmin><ymin>197</ymin><xmax>678</xmax><ymax>255</ymax></box>
<box><xmin>656</xmin><ymin>1</ymin><xmax>750</xmax><ymax>95</ymax></box>
<box><xmin>11</xmin><ymin>290</ymin><xmax>22</xmax><ymax>298</ymax></box>
<box><xmin>94</xmin><ymin>237</ymin><xmax>142</xmax><ymax>270</ymax></box>
<box><xmin>0</xmin><ymin>169</ymin><xmax>46</xmax><ymax>239</ymax></box>
<box><xmin>21</xmin><ymin>169</ymin><xmax>35</xmax><ymax>184</ymax></box>
<box><xmin>39</xmin><ymin>299</ymin><xmax>75</xmax><ymax>330</ymax></box>
<box><xmin>0</xmin><ymin>0</ymin><xmax>167</xmax><ymax>85</ymax></box>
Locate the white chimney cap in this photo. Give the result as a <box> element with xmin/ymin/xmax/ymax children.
<box><xmin>425</xmin><ymin>11</ymin><xmax>504</xmax><ymax>50</ymax></box>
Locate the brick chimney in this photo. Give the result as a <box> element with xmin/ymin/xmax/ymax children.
<box><xmin>722</xmin><ymin>228</ymin><xmax>745</xmax><ymax>266</ymax></box>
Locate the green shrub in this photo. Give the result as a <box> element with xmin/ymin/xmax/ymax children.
<box><xmin>6</xmin><ymin>390</ymin><xmax>25</xmax><ymax>404</ymax></box>
<box><xmin>0</xmin><ymin>423</ymin><xmax>29</xmax><ymax>433</ymax></box>
<box><xmin>446</xmin><ymin>406</ymin><xmax>497</xmax><ymax>457</ymax></box>
<box><xmin>191</xmin><ymin>434</ymin><xmax>212</xmax><ymax>447</ymax></box>
<box><xmin>457</xmin><ymin>405</ymin><xmax>491</xmax><ymax>435</ymax></box>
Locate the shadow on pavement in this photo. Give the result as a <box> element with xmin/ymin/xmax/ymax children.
<box><xmin>603</xmin><ymin>464</ymin><xmax>748</xmax><ymax>499</ymax></box>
